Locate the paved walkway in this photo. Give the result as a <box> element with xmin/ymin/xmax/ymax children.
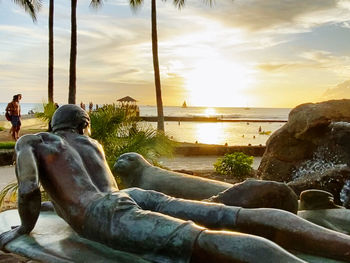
<box><xmin>0</xmin><ymin>165</ymin><xmax>16</xmax><ymax>189</ymax></box>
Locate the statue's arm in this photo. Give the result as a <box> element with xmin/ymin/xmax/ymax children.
<box><xmin>0</xmin><ymin>136</ymin><xmax>41</xmax><ymax>248</ymax></box>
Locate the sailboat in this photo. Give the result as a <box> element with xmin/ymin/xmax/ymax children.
<box><xmin>182</xmin><ymin>101</ymin><xmax>187</xmax><ymax>108</ymax></box>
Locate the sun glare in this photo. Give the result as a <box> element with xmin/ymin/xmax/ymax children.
<box><xmin>204</xmin><ymin>108</ymin><xmax>216</xmax><ymax>116</ymax></box>
<box><xmin>195</xmin><ymin>123</ymin><xmax>223</xmax><ymax>145</ymax></box>
<box><xmin>184</xmin><ymin>58</ymin><xmax>253</xmax><ymax>107</ymax></box>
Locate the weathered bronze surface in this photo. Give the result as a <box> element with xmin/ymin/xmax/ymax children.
<box><xmin>1</xmin><ymin>104</ymin><xmax>350</xmax><ymax>262</ymax></box>
<box><xmin>114</xmin><ymin>153</ymin><xmax>298</xmax><ymax>213</ymax></box>
<box><xmin>0</xmin><ymin>209</ymin><xmax>345</xmax><ymax>263</ymax></box>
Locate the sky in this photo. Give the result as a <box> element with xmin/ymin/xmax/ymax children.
<box><xmin>1</xmin><ymin>0</ymin><xmax>350</xmax><ymax>107</ymax></box>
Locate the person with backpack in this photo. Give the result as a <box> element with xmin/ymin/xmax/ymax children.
<box><xmin>5</xmin><ymin>94</ymin><xmax>22</xmax><ymax>141</ymax></box>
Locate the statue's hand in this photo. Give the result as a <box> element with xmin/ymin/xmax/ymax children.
<box><xmin>0</xmin><ymin>226</ymin><xmax>26</xmax><ymax>250</ymax></box>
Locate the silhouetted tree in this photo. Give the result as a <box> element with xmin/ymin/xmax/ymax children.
<box><xmin>68</xmin><ymin>0</ymin><xmax>77</xmax><ymax>104</ymax></box>
<box><xmin>48</xmin><ymin>0</ymin><xmax>54</xmax><ymax>103</ymax></box>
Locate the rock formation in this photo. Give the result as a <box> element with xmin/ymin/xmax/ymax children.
<box><xmin>258</xmin><ymin>99</ymin><xmax>350</xmax><ymax>206</ymax></box>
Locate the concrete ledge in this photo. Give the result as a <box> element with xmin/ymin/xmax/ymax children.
<box><xmin>174</xmin><ymin>144</ymin><xmax>266</xmax><ymax>156</ymax></box>
<box><xmin>0</xmin><ymin>150</ymin><xmax>15</xmax><ymax>166</ymax></box>
<box><xmin>141</xmin><ymin>116</ymin><xmax>287</xmax><ymax>123</ymax></box>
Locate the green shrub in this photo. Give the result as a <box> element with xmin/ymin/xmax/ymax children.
<box><xmin>0</xmin><ymin>142</ymin><xmax>16</xmax><ymax>149</ymax></box>
<box><xmin>0</xmin><ymin>126</ymin><xmax>4</xmax><ymax>131</ymax></box>
<box><xmin>214</xmin><ymin>152</ymin><xmax>253</xmax><ymax>178</ymax></box>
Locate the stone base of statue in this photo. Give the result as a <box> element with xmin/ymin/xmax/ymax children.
<box><xmin>0</xmin><ymin>209</ymin><xmax>346</xmax><ymax>263</ymax></box>
<box><xmin>0</xmin><ymin>210</ymin><xmax>149</xmax><ymax>263</ymax></box>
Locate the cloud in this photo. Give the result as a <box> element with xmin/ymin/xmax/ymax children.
<box><xmin>257</xmin><ymin>49</ymin><xmax>350</xmax><ymax>77</ymax></box>
<box><xmin>188</xmin><ymin>0</ymin><xmax>350</xmax><ymax>32</ymax></box>
<box><xmin>322</xmin><ymin>79</ymin><xmax>350</xmax><ymax>99</ymax></box>
<box><xmin>258</xmin><ymin>63</ymin><xmax>299</xmax><ymax>71</ymax></box>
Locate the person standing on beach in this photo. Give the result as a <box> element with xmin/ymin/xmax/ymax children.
<box><xmin>5</xmin><ymin>94</ymin><xmax>22</xmax><ymax>141</ymax></box>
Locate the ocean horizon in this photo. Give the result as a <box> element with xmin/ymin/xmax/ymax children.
<box><xmin>0</xmin><ymin>103</ymin><xmax>290</xmax><ymax>146</ymax></box>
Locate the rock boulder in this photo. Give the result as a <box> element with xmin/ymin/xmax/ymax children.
<box><xmin>258</xmin><ymin>100</ymin><xmax>350</xmax><ymax>206</ymax></box>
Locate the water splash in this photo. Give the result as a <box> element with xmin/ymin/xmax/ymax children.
<box><xmin>340</xmin><ymin>180</ymin><xmax>350</xmax><ymax>207</ymax></box>
<box><xmin>292</xmin><ymin>146</ymin><xmax>346</xmax><ymax>180</ymax></box>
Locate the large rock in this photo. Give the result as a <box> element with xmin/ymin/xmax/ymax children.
<box><xmin>287</xmin><ymin>99</ymin><xmax>350</xmax><ymax>139</ymax></box>
<box><xmin>258</xmin><ymin>100</ymin><xmax>350</xmax><ymax>181</ymax></box>
<box><xmin>258</xmin><ymin>100</ymin><xmax>350</xmax><ymax>205</ymax></box>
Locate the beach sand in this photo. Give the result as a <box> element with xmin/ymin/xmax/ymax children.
<box><xmin>0</xmin><ymin>115</ymin><xmax>47</xmax><ymax>142</ymax></box>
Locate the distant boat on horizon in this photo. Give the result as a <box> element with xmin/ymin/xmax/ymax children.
<box><xmin>182</xmin><ymin>101</ymin><xmax>187</xmax><ymax>108</ymax></box>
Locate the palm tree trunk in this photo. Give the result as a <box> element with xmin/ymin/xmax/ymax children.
<box><xmin>48</xmin><ymin>0</ymin><xmax>54</xmax><ymax>103</ymax></box>
<box><xmin>68</xmin><ymin>0</ymin><xmax>77</xmax><ymax>104</ymax></box>
<box><xmin>151</xmin><ymin>0</ymin><xmax>164</xmax><ymax>132</ymax></box>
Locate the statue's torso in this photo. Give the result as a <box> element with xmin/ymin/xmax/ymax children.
<box><xmin>31</xmin><ymin>131</ymin><xmax>118</xmax><ymax>232</ymax></box>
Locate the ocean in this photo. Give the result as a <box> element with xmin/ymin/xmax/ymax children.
<box><xmin>0</xmin><ymin>103</ymin><xmax>290</xmax><ymax>146</ymax></box>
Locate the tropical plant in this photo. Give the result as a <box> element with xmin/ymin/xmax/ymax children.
<box><xmin>11</xmin><ymin>0</ymin><xmax>42</xmax><ymax>21</ymax></box>
<box><xmin>35</xmin><ymin>102</ymin><xmax>58</xmax><ymax>130</ymax></box>
<box><xmin>89</xmin><ymin>104</ymin><xmax>174</xmax><ymax>167</ymax></box>
<box><xmin>89</xmin><ymin>104</ymin><xmax>127</xmax><ymax>144</ymax></box>
<box><xmin>214</xmin><ymin>152</ymin><xmax>254</xmax><ymax>179</ymax></box>
<box><xmin>0</xmin><ymin>182</ymin><xmax>50</xmax><ymax>210</ymax></box>
<box><xmin>0</xmin><ymin>182</ymin><xmax>18</xmax><ymax>209</ymax></box>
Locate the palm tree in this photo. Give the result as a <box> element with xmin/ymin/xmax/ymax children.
<box><xmin>11</xmin><ymin>0</ymin><xmax>41</xmax><ymax>22</ymax></box>
<box><xmin>150</xmin><ymin>0</ymin><xmax>165</xmax><ymax>131</ymax></box>
<box><xmin>48</xmin><ymin>0</ymin><xmax>54</xmax><ymax>103</ymax></box>
<box><xmin>68</xmin><ymin>0</ymin><xmax>77</xmax><ymax>104</ymax></box>
<box><xmin>91</xmin><ymin>0</ymin><xmax>185</xmax><ymax>132</ymax></box>
<box><xmin>130</xmin><ymin>0</ymin><xmax>187</xmax><ymax>131</ymax></box>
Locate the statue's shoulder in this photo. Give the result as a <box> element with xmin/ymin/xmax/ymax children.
<box><xmin>76</xmin><ymin>135</ymin><xmax>102</xmax><ymax>149</ymax></box>
<box><xmin>15</xmin><ymin>132</ymin><xmax>60</xmax><ymax>151</ymax></box>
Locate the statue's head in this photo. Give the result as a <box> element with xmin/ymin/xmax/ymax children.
<box><xmin>113</xmin><ymin>153</ymin><xmax>151</xmax><ymax>188</ymax></box>
<box><xmin>51</xmin><ymin>104</ymin><xmax>90</xmax><ymax>134</ymax></box>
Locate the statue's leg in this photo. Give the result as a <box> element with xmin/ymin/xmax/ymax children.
<box><xmin>85</xmin><ymin>191</ymin><xmax>301</xmax><ymax>263</ymax></box>
<box><xmin>124</xmin><ymin>188</ymin><xmax>350</xmax><ymax>262</ymax></box>
<box><xmin>191</xmin><ymin>230</ymin><xmax>304</xmax><ymax>263</ymax></box>
<box><xmin>236</xmin><ymin>208</ymin><xmax>350</xmax><ymax>262</ymax></box>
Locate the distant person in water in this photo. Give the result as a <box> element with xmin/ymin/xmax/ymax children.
<box><xmin>5</xmin><ymin>94</ymin><xmax>22</xmax><ymax>141</ymax></box>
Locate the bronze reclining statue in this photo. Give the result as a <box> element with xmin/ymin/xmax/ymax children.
<box><xmin>1</xmin><ymin>104</ymin><xmax>350</xmax><ymax>262</ymax></box>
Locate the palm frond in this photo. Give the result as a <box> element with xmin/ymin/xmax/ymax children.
<box><xmin>203</xmin><ymin>0</ymin><xmax>215</xmax><ymax>7</ymax></box>
<box><xmin>173</xmin><ymin>0</ymin><xmax>185</xmax><ymax>9</ymax></box>
<box><xmin>90</xmin><ymin>0</ymin><xmax>103</xmax><ymax>9</ymax></box>
<box><xmin>12</xmin><ymin>0</ymin><xmax>42</xmax><ymax>21</ymax></box>
<box><xmin>129</xmin><ymin>0</ymin><xmax>143</xmax><ymax>11</ymax></box>
<box><xmin>0</xmin><ymin>181</ymin><xmax>18</xmax><ymax>208</ymax></box>
<box><xmin>35</xmin><ymin>102</ymin><xmax>57</xmax><ymax>124</ymax></box>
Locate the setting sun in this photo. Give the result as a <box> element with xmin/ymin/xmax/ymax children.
<box><xmin>204</xmin><ymin>108</ymin><xmax>216</xmax><ymax>116</ymax></box>
<box><xmin>184</xmin><ymin>58</ymin><xmax>254</xmax><ymax>107</ymax></box>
